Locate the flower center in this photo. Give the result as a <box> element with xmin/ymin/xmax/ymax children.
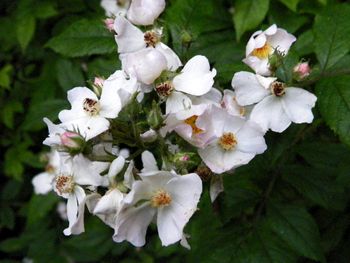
<box><xmin>218</xmin><ymin>132</ymin><xmax>237</xmax><ymax>151</ymax></box>
<box><xmin>144</xmin><ymin>31</ymin><xmax>160</xmax><ymax>48</ymax></box>
<box><xmin>251</xmin><ymin>42</ymin><xmax>272</xmax><ymax>59</ymax></box>
<box><xmin>83</xmin><ymin>98</ymin><xmax>100</xmax><ymax>116</ymax></box>
<box><xmin>270</xmin><ymin>81</ymin><xmax>286</xmax><ymax>97</ymax></box>
<box><xmin>151</xmin><ymin>190</ymin><xmax>172</xmax><ymax>207</ymax></box>
<box><xmin>55</xmin><ymin>175</ymin><xmax>75</xmax><ymax>195</ymax></box>
<box><xmin>155</xmin><ymin>81</ymin><xmax>174</xmax><ymax>97</ymax></box>
<box><xmin>184</xmin><ymin>115</ymin><xmax>203</xmax><ymax>135</ymax></box>
<box><xmin>45</xmin><ymin>164</ymin><xmax>55</xmax><ymax>174</ymax></box>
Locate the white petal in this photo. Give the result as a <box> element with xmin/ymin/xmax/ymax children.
<box><xmin>63</xmin><ymin>194</ymin><xmax>78</xmax><ymax>236</ymax></box>
<box><xmin>68</xmin><ymin>186</ymin><xmax>87</xmax><ymax>235</ymax></box>
<box><xmin>123</xmin><ymin>160</ymin><xmax>135</xmax><ymax>189</ymax></box>
<box><xmin>141</xmin><ymin>151</ymin><xmax>159</xmax><ymax>173</ymax></box>
<box><xmin>108</xmin><ymin>156</ymin><xmax>125</xmax><ymax>179</ymax></box>
<box><xmin>245</xmin><ymin>30</ymin><xmax>263</xmax><ymax>56</ymax></box>
<box><xmin>113</xmin><ymin>203</ymin><xmax>156</xmax><ymax>247</ymax></box>
<box><xmin>32</xmin><ymin>172</ymin><xmax>54</xmax><ymax>195</ymax></box>
<box><xmin>264</xmin><ymin>24</ymin><xmax>278</xmax><ymax>35</ymax></box>
<box><xmin>166</xmin><ymin>91</ymin><xmax>192</xmax><ymax>114</ymax></box>
<box><xmin>232</xmin><ymin>72</ymin><xmax>271</xmax><ymax>106</ymax></box>
<box><xmin>99</xmin><ymin>84</ymin><xmax>122</xmax><ymax>119</ymax></box>
<box><xmin>268</xmin><ymin>28</ymin><xmax>296</xmax><ymax>54</ymax></box>
<box><xmin>242</xmin><ymin>56</ymin><xmax>271</xmax><ymax>76</ymax></box>
<box><xmin>155</xmin><ymin>43</ymin><xmax>182</xmax><ymax>71</ymax></box>
<box><xmin>93</xmin><ymin>189</ymin><xmax>124</xmax><ymax>214</ymax></box>
<box><xmin>114</xmin><ymin>15</ymin><xmax>145</xmax><ymax>53</ymax></box>
<box><xmin>236</xmin><ymin>121</ymin><xmax>267</xmax><ymax>154</ymax></box>
<box><xmin>250</xmin><ymin>95</ymin><xmax>291</xmax><ymax>132</ymax></box>
<box><xmin>127</xmin><ymin>0</ymin><xmax>165</xmax><ymax>26</ymax></box>
<box><xmin>81</xmin><ymin>116</ymin><xmax>110</xmax><ymax>140</ymax></box>
<box><xmin>173</xmin><ymin>55</ymin><xmax>216</xmax><ymax>96</ymax></box>
<box><xmin>122</xmin><ymin>48</ymin><xmax>167</xmax><ymax>85</ymax></box>
<box><xmin>281</xmin><ymin>87</ymin><xmax>317</xmax><ymax>124</ymax></box>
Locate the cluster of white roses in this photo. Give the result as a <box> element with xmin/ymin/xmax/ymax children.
<box><xmin>32</xmin><ymin>0</ymin><xmax>317</xmax><ymax>249</ymax></box>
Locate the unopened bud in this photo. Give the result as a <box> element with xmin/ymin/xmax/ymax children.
<box><xmin>181</xmin><ymin>30</ymin><xmax>192</xmax><ymax>45</ymax></box>
<box><xmin>293</xmin><ymin>62</ymin><xmax>311</xmax><ymax>79</ymax></box>
<box><xmin>147</xmin><ymin>101</ymin><xmax>163</xmax><ymax>129</ymax></box>
<box><xmin>93</xmin><ymin>77</ymin><xmax>104</xmax><ymax>96</ymax></box>
<box><xmin>104</xmin><ymin>18</ymin><xmax>115</xmax><ymax>32</ymax></box>
<box><xmin>140</xmin><ymin>129</ymin><xmax>158</xmax><ymax>142</ymax></box>
<box><xmin>60</xmin><ymin>131</ymin><xmax>85</xmax><ymax>154</ymax></box>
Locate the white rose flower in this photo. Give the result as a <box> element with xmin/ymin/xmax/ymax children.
<box><xmin>243</xmin><ymin>24</ymin><xmax>296</xmax><ymax>76</ymax></box>
<box><xmin>58</xmin><ymin>86</ymin><xmax>122</xmax><ymax>140</ymax></box>
<box><xmin>127</xmin><ymin>0</ymin><xmax>165</xmax><ymax>26</ymax></box>
<box><xmin>232</xmin><ymin>71</ymin><xmax>317</xmax><ymax>133</ymax></box>
<box><xmin>114</xmin><ymin>16</ymin><xmax>181</xmax><ymax>71</ymax></box>
<box><xmin>52</xmin><ymin>154</ymin><xmax>109</xmax><ymax>235</ymax></box>
<box><xmin>197</xmin><ymin>106</ymin><xmax>267</xmax><ymax>174</ymax></box>
<box><xmin>113</xmin><ymin>151</ymin><xmax>202</xmax><ymax>247</ymax></box>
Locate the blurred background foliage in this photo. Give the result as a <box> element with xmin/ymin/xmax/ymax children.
<box><xmin>1</xmin><ymin>0</ymin><xmax>350</xmax><ymax>262</ymax></box>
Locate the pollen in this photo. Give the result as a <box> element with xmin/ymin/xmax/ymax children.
<box><xmin>218</xmin><ymin>132</ymin><xmax>237</xmax><ymax>151</ymax></box>
<box><xmin>184</xmin><ymin>115</ymin><xmax>203</xmax><ymax>135</ymax></box>
<box><xmin>251</xmin><ymin>42</ymin><xmax>272</xmax><ymax>59</ymax></box>
<box><xmin>83</xmin><ymin>98</ymin><xmax>100</xmax><ymax>116</ymax></box>
<box><xmin>270</xmin><ymin>81</ymin><xmax>286</xmax><ymax>97</ymax></box>
<box><xmin>144</xmin><ymin>31</ymin><xmax>160</xmax><ymax>48</ymax></box>
<box><xmin>151</xmin><ymin>190</ymin><xmax>172</xmax><ymax>207</ymax></box>
<box><xmin>155</xmin><ymin>81</ymin><xmax>174</xmax><ymax>97</ymax></box>
<box><xmin>45</xmin><ymin>164</ymin><xmax>55</xmax><ymax>174</ymax></box>
<box><xmin>55</xmin><ymin>175</ymin><xmax>75</xmax><ymax>195</ymax></box>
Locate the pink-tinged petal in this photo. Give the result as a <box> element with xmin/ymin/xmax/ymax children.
<box><xmin>173</xmin><ymin>55</ymin><xmax>216</xmax><ymax>96</ymax></box>
<box><xmin>114</xmin><ymin>15</ymin><xmax>145</xmax><ymax>53</ymax></box>
<box><xmin>32</xmin><ymin>172</ymin><xmax>54</xmax><ymax>195</ymax></box>
<box><xmin>113</xmin><ymin>203</ymin><xmax>156</xmax><ymax>247</ymax></box>
<box><xmin>122</xmin><ymin>48</ymin><xmax>167</xmax><ymax>85</ymax></box>
<box><xmin>250</xmin><ymin>95</ymin><xmax>291</xmax><ymax>132</ymax></box>
<box><xmin>155</xmin><ymin>43</ymin><xmax>182</xmax><ymax>71</ymax></box>
<box><xmin>281</xmin><ymin>87</ymin><xmax>317</xmax><ymax>124</ymax></box>
<box><xmin>127</xmin><ymin>0</ymin><xmax>165</xmax><ymax>26</ymax></box>
<box><xmin>235</xmin><ymin>121</ymin><xmax>267</xmax><ymax>154</ymax></box>
<box><xmin>99</xmin><ymin>83</ymin><xmax>122</xmax><ymax>119</ymax></box>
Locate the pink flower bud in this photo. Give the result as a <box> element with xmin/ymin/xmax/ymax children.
<box><xmin>104</xmin><ymin>18</ymin><xmax>115</xmax><ymax>32</ymax></box>
<box><xmin>60</xmin><ymin>131</ymin><xmax>83</xmax><ymax>150</ymax></box>
<box><xmin>294</xmin><ymin>62</ymin><xmax>311</xmax><ymax>79</ymax></box>
<box><xmin>179</xmin><ymin>155</ymin><xmax>190</xmax><ymax>162</ymax></box>
<box><xmin>94</xmin><ymin>77</ymin><xmax>105</xmax><ymax>87</ymax></box>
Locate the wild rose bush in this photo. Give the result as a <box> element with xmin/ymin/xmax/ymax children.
<box><xmin>1</xmin><ymin>0</ymin><xmax>350</xmax><ymax>262</ymax></box>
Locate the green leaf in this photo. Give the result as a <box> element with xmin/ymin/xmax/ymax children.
<box><xmin>278</xmin><ymin>0</ymin><xmax>300</xmax><ymax>11</ymax></box>
<box><xmin>16</xmin><ymin>14</ymin><xmax>36</xmax><ymax>51</ymax></box>
<box><xmin>282</xmin><ymin>165</ymin><xmax>346</xmax><ymax>210</ymax></box>
<box><xmin>22</xmin><ymin>99</ymin><xmax>68</xmax><ymax>131</ymax></box>
<box><xmin>316</xmin><ymin>75</ymin><xmax>350</xmax><ymax>146</ymax></box>
<box><xmin>0</xmin><ymin>64</ymin><xmax>13</xmax><ymax>89</ymax></box>
<box><xmin>294</xmin><ymin>30</ymin><xmax>314</xmax><ymax>56</ymax></box>
<box><xmin>27</xmin><ymin>194</ymin><xmax>58</xmax><ymax>226</ymax></box>
<box><xmin>56</xmin><ymin>59</ymin><xmax>85</xmax><ymax>91</ymax></box>
<box><xmin>233</xmin><ymin>0</ymin><xmax>270</xmax><ymax>41</ymax></box>
<box><xmin>313</xmin><ymin>4</ymin><xmax>350</xmax><ymax>70</ymax></box>
<box><xmin>267</xmin><ymin>203</ymin><xmax>325</xmax><ymax>262</ymax></box>
<box><xmin>1</xmin><ymin>101</ymin><xmax>23</xmax><ymax>129</ymax></box>
<box><xmin>0</xmin><ymin>206</ymin><xmax>15</xmax><ymax>230</ymax></box>
<box><xmin>46</xmin><ymin>19</ymin><xmax>116</xmax><ymax>57</ymax></box>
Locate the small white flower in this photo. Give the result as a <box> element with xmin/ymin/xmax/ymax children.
<box><xmin>58</xmin><ymin>86</ymin><xmax>122</xmax><ymax>140</ymax></box>
<box><xmin>113</xmin><ymin>151</ymin><xmax>202</xmax><ymax>247</ymax></box>
<box><xmin>53</xmin><ymin>154</ymin><xmax>109</xmax><ymax>235</ymax></box>
<box><xmin>114</xmin><ymin>16</ymin><xmax>181</xmax><ymax>71</ymax></box>
<box><xmin>243</xmin><ymin>24</ymin><xmax>296</xmax><ymax>76</ymax></box>
<box><xmin>127</xmin><ymin>0</ymin><xmax>165</xmax><ymax>26</ymax></box>
<box><xmin>220</xmin><ymin>89</ymin><xmax>247</xmax><ymax>117</ymax></box>
<box><xmin>101</xmin><ymin>0</ymin><xmax>130</xmax><ymax>17</ymax></box>
<box><xmin>197</xmin><ymin>106</ymin><xmax>267</xmax><ymax>174</ymax></box>
<box><xmin>232</xmin><ymin>71</ymin><xmax>317</xmax><ymax>132</ymax></box>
